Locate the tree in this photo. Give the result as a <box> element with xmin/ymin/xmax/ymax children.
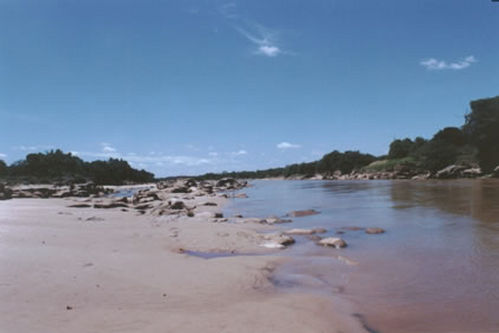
<box><xmin>419</xmin><ymin>140</ymin><xmax>459</xmax><ymax>172</ymax></box>
<box><xmin>388</xmin><ymin>138</ymin><xmax>414</xmax><ymax>159</ymax></box>
<box><xmin>463</xmin><ymin>96</ymin><xmax>499</xmax><ymax>172</ymax></box>
<box><xmin>432</xmin><ymin>127</ymin><xmax>466</xmax><ymax>146</ymax></box>
<box><xmin>0</xmin><ymin>160</ymin><xmax>7</xmax><ymax>176</ymax></box>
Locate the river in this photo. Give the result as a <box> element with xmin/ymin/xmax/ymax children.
<box><xmin>225</xmin><ymin>179</ymin><xmax>499</xmax><ymax>333</ymax></box>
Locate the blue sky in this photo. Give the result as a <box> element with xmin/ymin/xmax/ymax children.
<box><xmin>1</xmin><ymin>0</ymin><xmax>498</xmax><ymax>176</ymax></box>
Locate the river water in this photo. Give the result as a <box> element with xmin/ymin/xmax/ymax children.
<box><xmin>224</xmin><ymin>179</ymin><xmax>499</xmax><ymax>333</ymax></box>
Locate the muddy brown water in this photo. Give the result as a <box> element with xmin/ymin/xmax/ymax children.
<box><xmin>225</xmin><ymin>179</ymin><xmax>499</xmax><ymax>333</ymax></box>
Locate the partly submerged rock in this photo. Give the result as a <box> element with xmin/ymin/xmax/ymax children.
<box><xmin>264</xmin><ymin>216</ymin><xmax>292</xmax><ymax>224</ymax></box>
<box><xmin>287</xmin><ymin>209</ymin><xmax>320</xmax><ymax>217</ymax></box>
<box><xmin>262</xmin><ymin>234</ymin><xmax>295</xmax><ymax>249</ymax></box>
<box><xmin>365</xmin><ymin>227</ymin><xmax>385</xmax><ymax>234</ymax></box>
<box><xmin>318</xmin><ymin>237</ymin><xmax>347</xmax><ymax>249</ymax></box>
<box><xmin>284</xmin><ymin>228</ymin><xmax>327</xmax><ymax>235</ymax></box>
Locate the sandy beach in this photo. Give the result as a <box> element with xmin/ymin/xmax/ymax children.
<box><xmin>0</xmin><ymin>184</ymin><xmax>363</xmax><ymax>333</ymax></box>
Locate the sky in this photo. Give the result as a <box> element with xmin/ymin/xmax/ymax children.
<box><xmin>1</xmin><ymin>0</ymin><xmax>498</xmax><ymax>176</ymax></box>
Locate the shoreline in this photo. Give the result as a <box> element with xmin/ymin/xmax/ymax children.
<box><xmin>0</xmin><ymin>181</ymin><xmax>365</xmax><ymax>332</ymax></box>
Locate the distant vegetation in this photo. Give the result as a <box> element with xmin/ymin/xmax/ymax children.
<box><xmin>0</xmin><ymin>149</ymin><xmax>154</xmax><ymax>185</ymax></box>
<box><xmin>196</xmin><ymin>95</ymin><xmax>499</xmax><ymax>179</ymax></box>
<box><xmin>1</xmin><ymin>96</ymin><xmax>498</xmax><ymax>183</ymax></box>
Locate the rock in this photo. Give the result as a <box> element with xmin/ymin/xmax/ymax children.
<box><xmin>284</xmin><ymin>228</ymin><xmax>327</xmax><ymax>235</ymax></box>
<box><xmin>264</xmin><ymin>216</ymin><xmax>292</xmax><ymax>224</ymax></box>
<box><xmin>0</xmin><ymin>184</ymin><xmax>13</xmax><ymax>200</ymax></box>
<box><xmin>171</xmin><ymin>187</ymin><xmax>191</xmax><ymax>193</ymax></box>
<box><xmin>287</xmin><ymin>209</ymin><xmax>320</xmax><ymax>217</ymax></box>
<box><xmin>436</xmin><ymin>165</ymin><xmax>467</xmax><ymax>179</ymax></box>
<box><xmin>203</xmin><ymin>202</ymin><xmax>218</xmax><ymax>206</ymax></box>
<box><xmin>306</xmin><ymin>235</ymin><xmax>323</xmax><ymax>242</ymax></box>
<box><xmin>462</xmin><ymin>168</ymin><xmax>482</xmax><ymax>178</ymax></box>
<box><xmin>235</xmin><ymin>193</ymin><xmax>248</xmax><ymax>198</ymax></box>
<box><xmin>216</xmin><ymin>178</ymin><xmax>241</xmax><ymax>189</ymax></box>
<box><xmin>241</xmin><ymin>217</ymin><xmax>267</xmax><ymax>224</ymax></box>
<box><xmin>168</xmin><ymin>199</ymin><xmax>185</xmax><ymax>210</ymax></box>
<box><xmin>68</xmin><ymin>203</ymin><xmax>92</xmax><ymax>208</ymax></box>
<box><xmin>134</xmin><ymin>203</ymin><xmax>153</xmax><ymax>210</ymax></box>
<box><xmin>93</xmin><ymin>202</ymin><xmax>129</xmax><ymax>209</ymax></box>
<box><xmin>262</xmin><ymin>234</ymin><xmax>295</xmax><ymax>249</ymax></box>
<box><xmin>411</xmin><ymin>173</ymin><xmax>431</xmax><ymax>180</ymax></box>
<box><xmin>365</xmin><ymin>227</ymin><xmax>385</xmax><ymax>234</ymax></box>
<box><xmin>318</xmin><ymin>237</ymin><xmax>347</xmax><ymax>249</ymax></box>
<box><xmin>85</xmin><ymin>216</ymin><xmax>105</xmax><ymax>222</ymax></box>
<box><xmin>214</xmin><ymin>212</ymin><xmax>224</xmax><ymax>218</ymax></box>
<box><xmin>184</xmin><ymin>179</ymin><xmax>197</xmax><ymax>188</ymax></box>
<box><xmin>341</xmin><ymin>226</ymin><xmax>364</xmax><ymax>231</ymax></box>
<box><xmin>492</xmin><ymin>165</ymin><xmax>499</xmax><ymax>178</ymax></box>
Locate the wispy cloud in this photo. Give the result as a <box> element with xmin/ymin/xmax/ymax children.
<box><xmin>236</xmin><ymin>24</ymin><xmax>284</xmax><ymax>57</ymax></box>
<box><xmin>277</xmin><ymin>142</ymin><xmax>301</xmax><ymax>149</ymax></box>
<box><xmin>420</xmin><ymin>55</ymin><xmax>477</xmax><ymax>70</ymax></box>
<box><xmin>0</xmin><ymin>153</ymin><xmax>7</xmax><ymax>159</ymax></box>
<box><xmin>219</xmin><ymin>2</ymin><xmax>238</xmax><ymax>19</ymax></box>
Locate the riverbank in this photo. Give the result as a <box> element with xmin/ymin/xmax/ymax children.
<box><xmin>0</xmin><ymin>181</ymin><xmax>364</xmax><ymax>332</ymax></box>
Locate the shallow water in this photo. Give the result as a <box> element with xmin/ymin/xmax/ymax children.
<box><xmin>225</xmin><ymin>179</ymin><xmax>499</xmax><ymax>333</ymax></box>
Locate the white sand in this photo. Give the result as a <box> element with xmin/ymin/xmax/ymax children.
<box><xmin>0</xmin><ymin>195</ymin><xmax>363</xmax><ymax>332</ymax></box>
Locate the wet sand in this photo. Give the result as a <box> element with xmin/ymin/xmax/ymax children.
<box><xmin>0</xmin><ymin>194</ymin><xmax>363</xmax><ymax>332</ymax></box>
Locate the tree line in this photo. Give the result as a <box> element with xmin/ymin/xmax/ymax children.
<box><xmin>0</xmin><ymin>149</ymin><xmax>154</xmax><ymax>185</ymax></box>
<box><xmin>1</xmin><ymin>95</ymin><xmax>498</xmax><ymax>183</ymax></box>
<box><xmin>197</xmin><ymin>95</ymin><xmax>499</xmax><ymax>179</ymax></box>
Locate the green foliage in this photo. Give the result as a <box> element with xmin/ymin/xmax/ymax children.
<box><xmin>432</xmin><ymin>127</ymin><xmax>466</xmax><ymax>146</ymax></box>
<box><xmin>0</xmin><ymin>160</ymin><xmax>7</xmax><ymax>176</ymax></box>
<box><xmin>363</xmin><ymin>157</ymin><xmax>416</xmax><ymax>172</ymax></box>
<box><xmin>463</xmin><ymin>96</ymin><xmax>499</xmax><ymax>172</ymax></box>
<box><xmin>388</xmin><ymin>138</ymin><xmax>414</xmax><ymax>159</ymax></box>
<box><xmin>418</xmin><ymin>140</ymin><xmax>459</xmax><ymax>172</ymax></box>
<box><xmin>317</xmin><ymin>150</ymin><xmax>376</xmax><ymax>174</ymax></box>
<box><xmin>2</xmin><ymin>150</ymin><xmax>154</xmax><ymax>185</ymax></box>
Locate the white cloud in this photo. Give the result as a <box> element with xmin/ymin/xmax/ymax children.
<box><xmin>100</xmin><ymin>142</ymin><xmax>116</xmax><ymax>153</ymax></box>
<box><xmin>14</xmin><ymin>145</ymin><xmax>54</xmax><ymax>152</ymax></box>
<box><xmin>0</xmin><ymin>153</ymin><xmax>6</xmax><ymax>159</ymax></box>
<box><xmin>420</xmin><ymin>55</ymin><xmax>477</xmax><ymax>70</ymax></box>
<box><xmin>208</xmin><ymin>152</ymin><xmax>219</xmax><ymax>157</ymax></box>
<box><xmin>277</xmin><ymin>142</ymin><xmax>301</xmax><ymax>149</ymax></box>
<box><xmin>232</xmin><ymin>149</ymin><xmax>247</xmax><ymax>156</ymax></box>
<box><xmin>257</xmin><ymin>45</ymin><xmax>281</xmax><ymax>57</ymax></box>
<box><xmin>236</xmin><ymin>23</ymin><xmax>285</xmax><ymax>57</ymax></box>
